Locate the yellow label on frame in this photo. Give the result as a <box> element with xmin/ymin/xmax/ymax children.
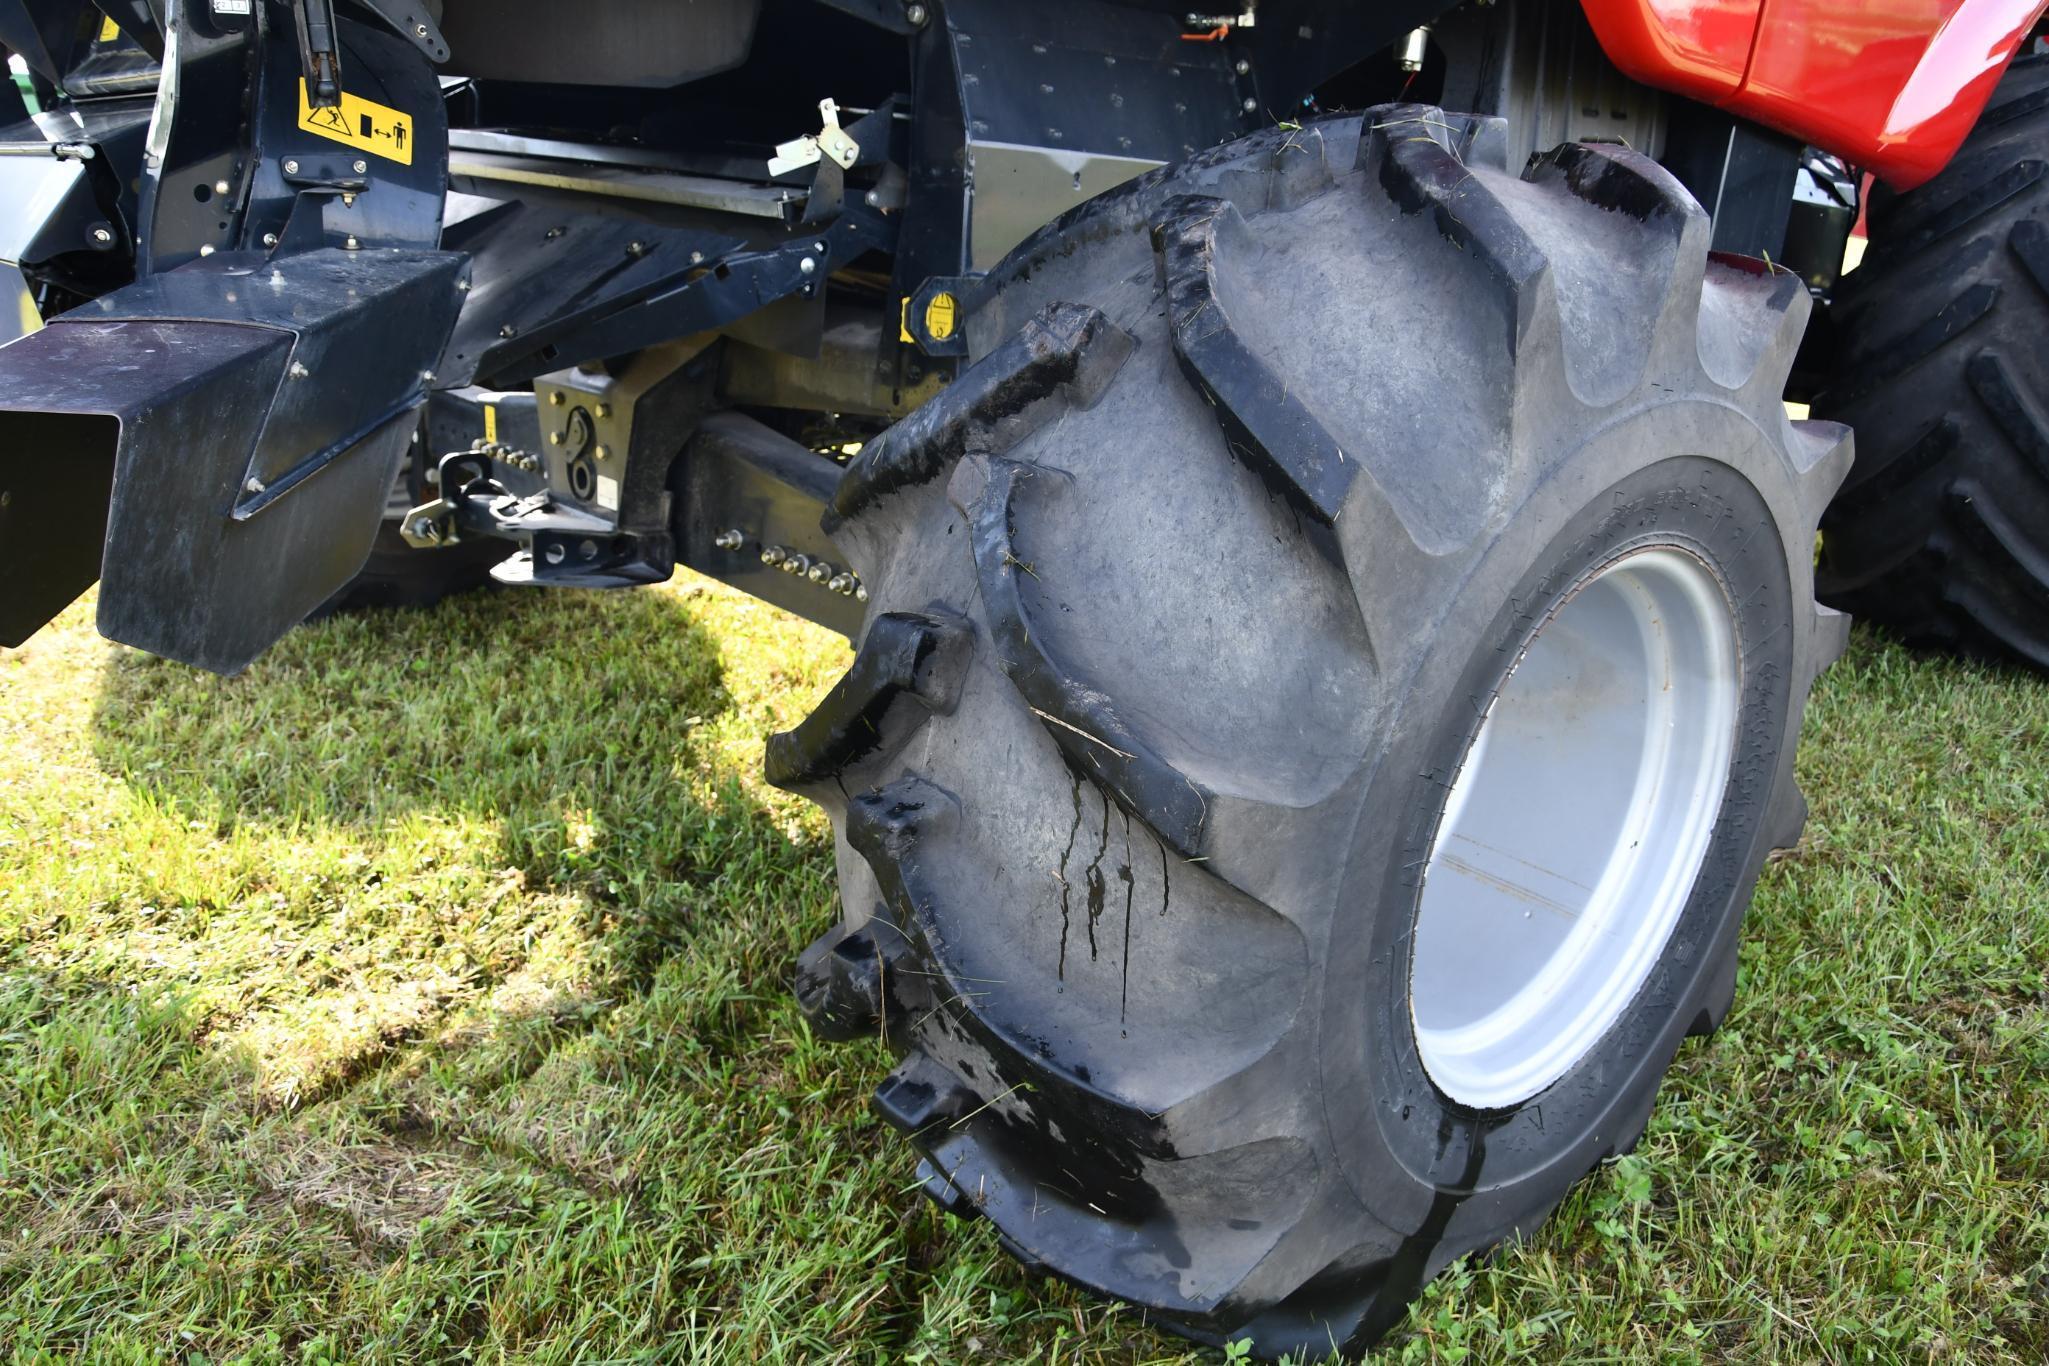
<box><xmin>296</xmin><ymin>79</ymin><xmax>415</xmax><ymax>166</ymax></box>
<box><xmin>483</xmin><ymin>403</ymin><xmax>498</xmax><ymax>444</ymax></box>
<box><xmin>923</xmin><ymin>291</ymin><xmax>958</xmax><ymax>342</ymax></box>
<box><xmin>98</xmin><ymin>15</ymin><xmax>121</xmax><ymax>42</ymax></box>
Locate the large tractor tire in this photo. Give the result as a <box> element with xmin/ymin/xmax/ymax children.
<box><xmin>773</xmin><ymin>108</ymin><xmax>1850</xmax><ymax>1356</ymax></box>
<box><xmin>1812</xmin><ymin>54</ymin><xmax>2049</xmax><ymax>671</ymax></box>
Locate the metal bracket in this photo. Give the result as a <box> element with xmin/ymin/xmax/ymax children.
<box><xmin>355</xmin><ymin>0</ymin><xmax>452</xmax><ymax>63</ymax></box>
<box><xmin>768</xmin><ymin>98</ymin><xmax>863</xmax><ymax>177</ymax></box>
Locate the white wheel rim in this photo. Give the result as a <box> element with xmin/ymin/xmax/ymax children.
<box><xmin>1410</xmin><ymin>547</ymin><xmax>1742</xmax><ymax>1110</ymax></box>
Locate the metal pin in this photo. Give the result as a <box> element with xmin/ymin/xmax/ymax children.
<box><xmin>715</xmin><ymin>529</ymin><xmax>745</xmax><ymax>550</ymax></box>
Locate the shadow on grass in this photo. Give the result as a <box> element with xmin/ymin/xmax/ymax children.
<box><xmin>75</xmin><ymin>583</ymin><xmax>840</xmax><ymax>1096</ymax></box>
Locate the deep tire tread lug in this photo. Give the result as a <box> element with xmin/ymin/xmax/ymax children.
<box><xmin>1153</xmin><ymin>194</ymin><xmax>1359</xmax><ymax>527</ymax></box>
<box><xmin>964</xmin><ymin>455</ymin><xmax>1213</xmax><ymax>857</ymax></box>
<box><xmin>764</xmin><ymin>609</ymin><xmax>973</xmax><ymax>792</ymax></box>
<box><xmin>825</xmin><ymin>303</ymin><xmax>1135</xmax><ymax>532</ymax></box>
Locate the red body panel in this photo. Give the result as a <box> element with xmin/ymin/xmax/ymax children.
<box><xmin>1579</xmin><ymin>0</ymin><xmax>1764</xmax><ymax>102</ymax></box>
<box><xmin>1581</xmin><ymin>0</ymin><xmax>2049</xmax><ymax>186</ymax></box>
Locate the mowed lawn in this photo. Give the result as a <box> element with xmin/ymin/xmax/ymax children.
<box><xmin>0</xmin><ymin>577</ymin><xmax>2043</xmax><ymax>1364</ymax></box>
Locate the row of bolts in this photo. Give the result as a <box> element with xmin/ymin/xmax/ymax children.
<box><xmin>716</xmin><ymin>530</ymin><xmax>867</xmax><ymax>601</ymax></box>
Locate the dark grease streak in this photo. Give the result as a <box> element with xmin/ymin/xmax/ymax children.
<box><xmin>1084</xmin><ymin>784</ymin><xmax>1110</xmax><ymax>958</ymax></box>
<box><xmin>1056</xmin><ymin>770</ymin><xmax>1082</xmax><ymax>980</ymax></box>
<box><xmin>1118</xmin><ymin>810</ymin><xmax>1135</xmax><ymax>1027</ymax></box>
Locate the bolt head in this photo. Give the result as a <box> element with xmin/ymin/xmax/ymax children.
<box><xmin>282</xmin><ymin>159</ymin><xmax>299</xmax><ymax>175</ymax></box>
<box><xmin>214</xmin><ymin>179</ymin><xmax>231</xmax><ymax>195</ymax></box>
<box><xmin>1236</xmin><ymin>58</ymin><xmax>1251</xmax><ymax>74</ymax></box>
<box><xmin>549</xmin><ymin>391</ymin><xmax>565</xmax><ymax>406</ymax></box>
<box><xmin>799</xmin><ymin>256</ymin><xmax>817</xmax><ymax>276</ymax></box>
<box><xmin>243</xmin><ymin>476</ymin><xmax>265</xmax><ymax>494</ymax></box>
<box><xmin>855</xmin><ymin>585</ymin><xmax>869</xmax><ymax>603</ymax></box>
<box><xmin>1242</xmin><ymin>97</ymin><xmax>1258</xmax><ymax>112</ymax></box>
<box><xmin>593</xmin><ymin>444</ymin><xmax>611</xmax><ymax>462</ymax></box>
<box><xmin>344</xmin><ymin>235</ymin><xmax>361</xmax><ymax>250</ymax></box>
<box><xmin>90</xmin><ymin>226</ymin><xmax>114</xmax><ymax>244</ymax></box>
<box><xmin>594</xmin><ymin>403</ymin><xmax>612</xmax><ymax>419</ymax></box>
<box><xmin>261</xmin><ymin>232</ymin><xmax>278</xmax><ymax>248</ymax></box>
<box><xmin>761</xmin><ymin>546</ymin><xmax>786</xmax><ymax>566</ymax></box>
<box><xmin>198</xmin><ymin>244</ymin><xmax>215</xmax><ymax>256</ymax></box>
<box><xmin>499</xmin><ymin>323</ymin><xmax>518</xmax><ymax>338</ymax></box>
<box><xmin>352</xmin><ymin>159</ymin><xmax>367</xmax><ymax>175</ymax></box>
<box><xmin>905</xmin><ymin>1</ymin><xmax>928</xmax><ymax>23</ymax></box>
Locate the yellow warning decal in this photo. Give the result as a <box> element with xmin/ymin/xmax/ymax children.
<box><xmin>924</xmin><ymin>291</ymin><xmax>957</xmax><ymax>343</ymax></box>
<box><xmin>899</xmin><ymin>297</ymin><xmax>915</xmax><ymax>344</ymax></box>
<box><xmin>97</xmin><ymin>15</ymin><xmax>120</xmax><ymax>42</ymax></box>
<box><xmin>483</xmin><ymin>403</ymin><xmax>498</xmax><ymax>444</ymax></box>
<box><xmin>296</xmin><ymin>79</ymin><xmax>414</xmax><ymax>166</ymax></box>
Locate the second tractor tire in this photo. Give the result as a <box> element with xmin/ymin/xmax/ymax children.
<box><xmin>1813</xmin><ymin>53</ymin><xmax>2049</xmax><ymax>672</ymax></box>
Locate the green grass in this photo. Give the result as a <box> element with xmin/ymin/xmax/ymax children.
<box><xmin>0</xmin><ymin>578</ymin><xmax>2043</xmax><ymax>1363</ymax></box>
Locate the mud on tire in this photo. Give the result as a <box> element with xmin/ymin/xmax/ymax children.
<box><xmin>773</xmin><ymin>107</ymin><xmax>1851</xmax><ymax>1356</ymax></box>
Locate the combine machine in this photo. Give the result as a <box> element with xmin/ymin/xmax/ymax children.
<box><xmin>2</xmin><ymin>0</ymin><xmax>2042</xmax><ymax>1354</ymax></box>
